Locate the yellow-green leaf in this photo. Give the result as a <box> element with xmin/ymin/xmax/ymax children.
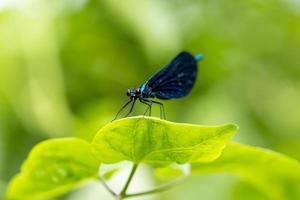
<box><xmin>191</xmin><ymin>143</ymin><xmax>300</xmax><ymax>200</ymax></box>
<box><xmin>6</xmin><ymin>138</ymin><xmax>100</xmax><ymax>200</ymax></box>
<box><xmin>154</xmin><ymin>164</ymin><xmax>189</xmax><ymax>181</ymax></box>
<box><xmin>102</xmin><ymin>168</ymin><xmax>120</xmax><ymax>180</ymax></box>
<box><xmin>92</xmin><ymin>116</ymin><xmax>237</xmax><ymax>166</ymax></box>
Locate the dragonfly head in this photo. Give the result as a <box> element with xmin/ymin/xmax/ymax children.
<box><xmin>126</xmin><ymin>88</ymin><xmax>141</xmax><ymax>98</ymax></box>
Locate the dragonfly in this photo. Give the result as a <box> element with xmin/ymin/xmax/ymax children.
<box><xmin>114</xmin><ymin>51</ymin><xmax>203</xmax><ymax>120</ymax></box>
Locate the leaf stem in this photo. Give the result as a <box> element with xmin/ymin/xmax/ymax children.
<box><xmin>119</xmin><ymin>163</ymin><xmax>139</xmax><ymax>198</ymax></box>
<box><xmin>124</xmin><ymin>175</ymin><xmax>187</xmax><ymax>199</ymax></box>
<box><xmin>100</xmin><ymin>176</ymin><xmax>117</xmax><ymax>196</ymax></box>
<box><xmin>100</xmin><ymin>163</ymin><xmax>186</xmax><ymax>200</ymax></box>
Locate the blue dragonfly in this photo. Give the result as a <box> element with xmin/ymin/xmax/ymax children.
<box><xmin>114</xmin><ymin>51</ymin><xmax>203</xmax><ymax>120</ymax></box>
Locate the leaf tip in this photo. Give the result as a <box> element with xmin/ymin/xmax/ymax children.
<box><xmin>223</xmin><ymin>123</ymin><xmax>239</xmax><ymax>136</ymax></box>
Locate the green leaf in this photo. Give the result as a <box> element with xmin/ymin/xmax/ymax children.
<box><xmin>99</xmin><ymin>162</ymin><xmax>126</xmax><ymax>180</ymax></box>
<box><xmin>102</xmin><ymin>168</ymin><xmax>120</xmax><ymax>180</ymax></box>
<box><xmin>6</xmin><ymin>138</ymin><xmax>100</xmax><ymax>200</ymax></box>
<box><xmin>154</xmin><ymin>164</ymin><xmax>189</xmax><ymax>181</ymax></box>
<box><xmin>92</xmin><ymin>116</ymin><xmax>237</xmax><ymax>166</ymax></box>
<box><xmin>191</xmin><ymin>143</ymin><xmax>300</xmax><ymax>200</ymax></box>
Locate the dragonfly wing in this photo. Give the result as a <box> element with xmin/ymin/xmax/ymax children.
<box><xmin>145</xmin><ymin>51</ymin><xmax>198</xmax><ymax>99</ymax></box>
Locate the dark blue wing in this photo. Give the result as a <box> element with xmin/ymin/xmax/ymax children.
<box><xmin>141</xmin><ymin>51</ymin><xmax>198</xmax><ymax>99</ymax></box>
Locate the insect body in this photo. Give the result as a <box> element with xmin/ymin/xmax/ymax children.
<box><xmin>114</xmin><ymin>51</ymin><xmax>203</xmax><ymax>120</ymax></box>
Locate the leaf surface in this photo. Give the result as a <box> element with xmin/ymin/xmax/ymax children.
<box><xmin>191</xmin><ymin>143</ymin><xmax>300</xmax><ymax>200</ymax></box>
<box><xmin>92</xmin><ymin>116</ymin><xmax>237</xmax><ymax>166</ymax></box>
<box><xmin>6</xmin><ymin>138</ymin><xmax>99</xmax><ymax>200</ymax></box>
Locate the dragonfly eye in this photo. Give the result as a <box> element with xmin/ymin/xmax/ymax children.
<box><xmin>126</xmin><ymin>89</ymin><xmax>131</xmax><ymax>96</ymax></box>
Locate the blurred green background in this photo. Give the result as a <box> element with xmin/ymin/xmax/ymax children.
<box><xmin>1</xmin><ymin>0</ymin><xmax>300</xmax><ymax>199</ymax></box>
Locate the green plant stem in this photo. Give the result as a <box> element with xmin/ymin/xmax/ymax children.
<box><xmin>100</xmin><ymin>164</ymin><xmax>185</xmax><ymax>200</ymax></box>
<box><xmin>119</xmin><ymin>163</ymin><xmax>139</xmax><ymax>199</ymax></box>
<box><xmin>124</xmin><ymin>175</ymin><xmax>187</xmax><ymax>199</ymax></box>
<box><xmin>100</xmin><ymin>177</ymin><xmax>117</xmax><ymax>197</ymax></box>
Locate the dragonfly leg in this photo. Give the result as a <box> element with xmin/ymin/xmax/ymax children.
<box><xmin>125</xmin><ymin>98</ymin><xmax>136</xmax><ymax>117</ymax></box>
<box><xmin>140</xmin><ymin>98</ymin><xmax>152</xmax><ymax>116</ymax></box>
<box><xmin>113</xmin><ymin>99</ymin><xmax>133</xmax><ymax>121</ymax></box>
<box><xmin>152</xmin><ymin>100</ymin><xmax>165</xmax><ymax>119</ymax></box>
<box><xmin>143</xmin><ymin>99</ymin><xmax>165</xmax><ymax>119</ymax></box>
